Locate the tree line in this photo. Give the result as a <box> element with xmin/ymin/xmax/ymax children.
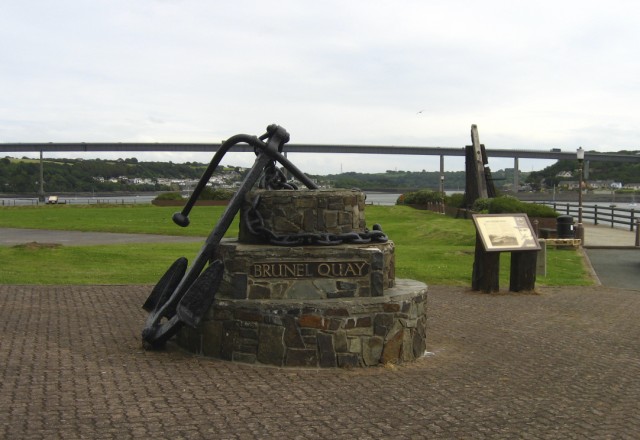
<box><xmin>0</xmin><ymin>157</ymin><xmax>214</xmax><ymax>193</ymax></box>
<box><xmin>5</xmin><ymin>153</ymin><xmax>636</xmax><ymax>195</ymax></box>
<box><xmin>525</xmin><ymin>152</ymin><xmax>640</xmax><ymax>190</ymax></box>
<box><xmin>0</xmin><ymin>156</ymin><xmax>492</xmax><ymax>194</ymax></box>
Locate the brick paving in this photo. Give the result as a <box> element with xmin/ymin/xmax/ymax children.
<box><xmin>1</xmin><ymin>284</ymin><xmax>640</xmax><ymax>439</ymax></box>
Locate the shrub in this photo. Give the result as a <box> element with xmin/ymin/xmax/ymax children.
<box><xmin>522</xmin><ymin>202</ymin><xmax>559</xmax><ymax>218</ymax></box>
<box><xmin>445</xmin><ymin>193</ymin><xmax>465</xmax><ymax>208</ymax></box>
<box><xmin>397</xmin><ymin>189</ymin><xmax>442</xmax><ymax>205</ymax></box>
<box><xmin>484</xmin><ymin>195</ymin><xmax>522</xmax><ymax>214</ymax></box>
<box><xmin>471</xmin><ymin>198</ymin><xmax>491</xmax><ymax>213</ymax></box>
<box><xmin>472</xmin><ymin>196</ymin><xmax>558</xmax><ymax>218</ymax></box>
<box><xmin>199</xmin><ymin>187</ymin><xmax>234</xmax><ymax>201</ymax></box>
<box><xmin>154</xmin><ymin>192</ymin><xmax>184</xmax><ymax>201</ymax></box>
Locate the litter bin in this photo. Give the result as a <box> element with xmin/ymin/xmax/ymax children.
<box><xmin>556</xmin><ymin>215</ymin><xmax>575</xmax><ymax>238</ymax></box>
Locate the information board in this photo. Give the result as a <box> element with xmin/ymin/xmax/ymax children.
<box><xmin>472</xmin><ymin>214</ymin><xmax>541</xmax><ymax>252</ymax></box>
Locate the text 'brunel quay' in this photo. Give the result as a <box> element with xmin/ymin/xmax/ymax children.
<box><xmin>250</xmin><ymin>261</ymin><xmax>370</xmax><ymax>279</ymax></box>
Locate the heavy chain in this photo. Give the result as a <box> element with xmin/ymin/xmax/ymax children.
<box><xmin>258</xmin><ymin>160</ymin><xmax>298</xmax><ymax>190</ymax></box>
<box><xmin>244</xmin><ymin>194</ymin><xmax>388</xmax><ymax>246</ymax></box>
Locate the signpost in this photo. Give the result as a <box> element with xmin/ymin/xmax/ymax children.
<box><xmin>472</xmin><ymin>214</ymin><xmax>541</xmax><ymax>293</ymax></box>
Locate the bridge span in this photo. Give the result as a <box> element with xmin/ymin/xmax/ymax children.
<box><xmin>2</xmin><ymin>142</ymin><xmax>638</xmax><ymax>194</ymax></box>
<box><xmin>1</xmin><ymin>142</ymin><xmax>639</xmax><ymax>163</ymax></box>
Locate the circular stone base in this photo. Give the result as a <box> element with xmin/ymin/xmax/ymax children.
<box><xmin>176</xmin><ymin>279</ymin><xmax>427</xmax><ymax>368</ymax></box>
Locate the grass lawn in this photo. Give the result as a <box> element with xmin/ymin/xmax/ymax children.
<box><xmin>0</xmin><ymin>204</ymin><xmax>222</xmax><ymax>236</ymax></box>
<box><xmin>0</xmin><ymin>204</ymin><xmax>592</xmax><ymax>286</ymax></box>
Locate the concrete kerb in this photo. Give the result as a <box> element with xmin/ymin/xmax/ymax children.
<box><xmin>577</xmin><ymin>246</ymin><xmax>602</xmax><ymax>286</ymax></box>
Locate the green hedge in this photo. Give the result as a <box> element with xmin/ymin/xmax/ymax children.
<box><xmin>397</xmin><ymin>189</ymin><xmax>442</xmax><ymax>205</ymax></box>
<box><xmin>445</xmin><ymin>193</ymin><xmax>465</xmax><ymax>208</ymax></box>
<box><xmin>472</xmin><ymin>196</ymin><xmax>558</xmax><ymax>218</ymax></box>
<box><xmin>154</xmin><ymin>192</ymin><xmax>184</xmax><ymax>201</ymax></box>
<box><xmin>199</xmin><ymin>187</ymin><xmax>234</xmax><ymax>201</ymax></box>
<box><xmin>154</xmin><ymin>188</ymin><xmax>234</xmax><ymax>202</ymax></box>
<box><xmin>397</xmin><ymin>190</ymin><xmax>466</xmax><ymax>209</ymax></box>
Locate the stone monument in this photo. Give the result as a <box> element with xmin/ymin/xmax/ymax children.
<box><xmin>142</xmin><ymin>125</ymin><xmax>428</xmax><ymax>368</ymax></box>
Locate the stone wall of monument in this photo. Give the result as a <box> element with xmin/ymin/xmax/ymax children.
<box><xmin>176</xmin><ymin>280</ymin><xmax>427</xmax><ymax>368</ymax></box>
<box><xmin>239</xmin><ymin>189</ymin><xmax>367</xmax><ymax>243</ymax></box>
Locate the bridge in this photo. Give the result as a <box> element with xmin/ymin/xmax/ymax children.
<box><xmin>1</xmin><ymin>142</ymin><xmax>639</xmax><ymax>163</ymax></box>
<box><xmin>2</xmin><ymin>142</ymin><xmax>639</xmax><ymax>196</ymax></box>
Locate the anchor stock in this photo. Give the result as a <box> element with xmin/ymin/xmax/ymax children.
<box><xmin>142</xmin><ymin>124</ymin><xmax>317</xmax><ymax>348</ymax></box>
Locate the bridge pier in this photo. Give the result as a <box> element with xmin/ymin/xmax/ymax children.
<box><xmin>514</xmin><ymin>157</ymin><xmax>519</xmax><ymax>192</ymax></box>
<box><xmin>439</xmin><ymin>154</ymin><xmax>445</xmax><ymax>191</ymax></box>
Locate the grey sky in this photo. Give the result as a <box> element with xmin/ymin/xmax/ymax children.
<box><xmin>2</xmin><ymin>0</ymin><xmax>639</xmax><ymax>173</ymax></box>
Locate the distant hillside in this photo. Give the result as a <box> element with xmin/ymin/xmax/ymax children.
<box><xmin>525</xmin><ymin>150</ymin><xmax>640</xmax><ymax>189</ymax></box>
<box><xmin>0</xmin><ymin>157</ymin><xmax>240</xmax><ymax>193</ymax></box>
<box><xmin>325</xmin><ymin>167</ymin><xmax>525</xmax><ymax>192</ymax></box>
<box><xmin>1</xmin><ymin>155</ymin><xmax>527</xmax><ymax>194</ymax></box>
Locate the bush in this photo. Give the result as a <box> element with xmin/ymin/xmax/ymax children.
<box><xmin>522</xmin><ymin>203</ymin><xmax>559</xmax><ymax>218</ymax></box>
<box><xmin>154</xmin><ymin>192</ymin><xmax>184</xmax><ymax>201</ymax></box>
<box><xmin>445</xmin><ymin>193</ymin><xmax>465</xmax><ymax>208</ymax></box>
<box><xmin>397</xmin><ymin>189</ymin><xmax>442</xmax><ymax>205</ymax></box>
<box><xmin>471</xmin><ymin>198</ymin><xmax>492</xmax><ymax>213</ymax></box>
<box><xmin>484</xmin><ymin>195</ymin><xmax>522</xmax><ymax>214</ymax></box>
<box><xmin>199</xmin><ymin>187</ymin><xmax>234</xmax><ymax>201</ymax></box>
<box><xmin>472</xmin><ymin>196</ymin><xmax>558</xmax><ymax>218</ymax></box>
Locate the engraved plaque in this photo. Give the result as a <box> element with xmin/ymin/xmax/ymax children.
<box><xmin>250</xmin><ymin>261</ymin><xmax>370</xmax><ymax>279</ymax></box>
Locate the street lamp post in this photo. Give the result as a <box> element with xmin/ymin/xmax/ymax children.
<box><xmin>576</xmin><ymin>147</ymin><xmax>585</xmax><ymax>242</ymax></box>
<box><xmin>38</xmin><ymin>150</ymin><xmax>45</xmax><ymax>203</ymax></box>
<box><xmin>440</xmin><ymin>175</ymin><xmax>445</xmax><ymax>214</ymax></box>
<box><xmin>577</xmin><ymin>147</ymin><xmax>584</xmax><ymax>223</ymax></box>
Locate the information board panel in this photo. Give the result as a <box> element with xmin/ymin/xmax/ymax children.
<box><xmin>472</xmin><ymin>214</ymin><xmax>541</xmax><ymax>252</ymax></box>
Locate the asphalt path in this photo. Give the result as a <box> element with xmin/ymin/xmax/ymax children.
<box><xmin>584</xmin><ymin>248</ymin><xmax>640</xmax><ymax>290</ymax></box>
<box><xmin>0</xmin><ymin>227</ymin><xmax>204</xmax><ymax>247</ymax></box>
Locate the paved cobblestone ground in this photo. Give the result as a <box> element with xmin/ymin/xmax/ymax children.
<box><xmin>1</xmin><ymin>284</ymin><xmax>639</xmax><ymax>439</ymax></box>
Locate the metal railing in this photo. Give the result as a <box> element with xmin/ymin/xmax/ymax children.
<box><xmin>1</xmin><ymin>196</ymin><xmax>155</xmax><ymax>206</ymax></box>
<box><xmin>0</xmin><ymin>198</ymin><xmax>40</xmax><ymax>206</ymax></box>
<box><xmin>531</xmin><ymin>201</ymin><xmax>637</xmax><ymax>231</ymax></box>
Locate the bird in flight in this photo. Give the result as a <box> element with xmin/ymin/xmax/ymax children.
<box><xmin>416</xmin><ymin>110</ymin><xmax>424</xmax><ymax>114</ymax></box>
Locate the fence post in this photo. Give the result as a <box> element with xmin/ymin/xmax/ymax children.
<box><xmin>566</xmin><ymin>203</ymin><xmax>570</xmax><ymax>215</ymax></box>
<box><xmin>611</xmin><ymin>206</ymin><xmax>615</xmax><ymax>228</ymax></box>
<box><xmin>594</xmin><ymin>205</ymin><xmax>598</xmax><ymax>225</ymax></box>
<box><xmin>636</xmin><ymin>219</ymin><xmax>640</xmax><ymax>247</ymax></box>
<box><xmin>630</xmin><ymin>209</ymin><xmax>635</xmax><ymax>232</ymax></box>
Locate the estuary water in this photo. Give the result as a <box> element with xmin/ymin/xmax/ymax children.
<box><xmin>0</xmin><ymin>191</ymin><xmax>468</xmax><ymax>207</ymax></box>
<box><xmin>1</xmin><ymin>192</ymin><xmax>402</xmax><ymax>206</ymax></box>
<box><xmin>365</xmin><ymin>192</ymin><xmax>401</xmax><ymax>205</ymax></box>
